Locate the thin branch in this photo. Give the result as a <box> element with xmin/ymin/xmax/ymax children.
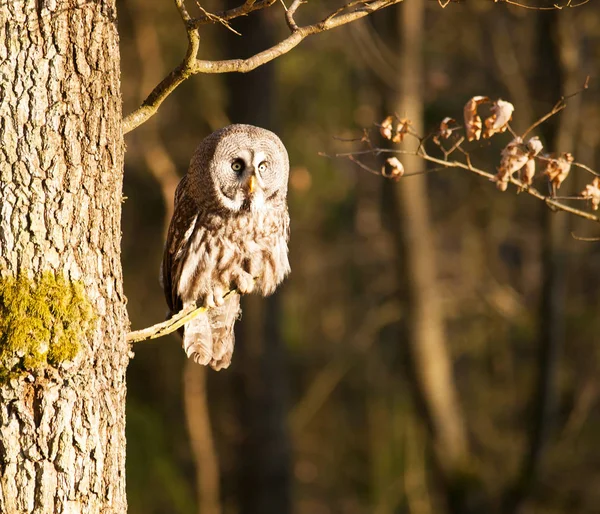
<box><xmin>175</xmin><ymin>0</ymin><xmax>192</xmax><ymax>22</ymax></box>
<box><xmin>331</xmin><ymin>148</ymin><xmax>600</xmax><ymax>224</ymax></box>
<box><xmin>522</xmin><ymin>76</ymin><xmax>589</xmax><ymax>138</ymax></box>
<box><xmin>571</xmin><ymin>233</ymin><xmax>600</xmax><ymax>242</ymax></box>
<box><xmin>123</xmin><ymin>0</ymin><xmax>403</xmax><ymax>134</ymax></box>
<box><xmin>521</xmin><ymin>98</ymin><xmax>566</xmax><ymax>139</ymax></box>
<box><xmin>285</xmin><ymin>0</ymin><xmax>304</xmax><ymax>31</ymax></box>
<box><xmin>123</xmin><ymin>0</ymin><xmax>201</xmax><ymax>134</ymax></box>
<box><xmin>196</xmin><ymin>3</ymin><xmax>242</xmax><ymax>35</ymax></box>
<box><xmin>572</xmin><ymin>162</ymin><xmax>600</xmax><ymax>177</ymax></box>
<box><xmin>493</xmin><ymin>0</ymin><xmax>589</xmax><ymax>10</ymax></box>
<box><xmin>191</xmin><ymin>0</ymin><xmax>278</xmax><ymax>28</ymax></box>
<box><xmin>126</xmin><ymin>290</ymin><xmax>238</xmax><ymax>343</ymax></box>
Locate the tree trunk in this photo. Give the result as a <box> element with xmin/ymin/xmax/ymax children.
<box><xmin>390</xmin><ymin>1</ymin><xmax>482</xmax><ymax>512</ymax></box>
<box><xmin>506</xmin><ymin>11</ymin><xmax>581</xmax><ymax>513</ymax></box>
<box><xmin>393</xmin><ymin>0</ymin><xmax>468</xmax><ymax>470</ymax></box>
<box><xmin>0</xmin><ymin>2</ymin><xmax>128</xmax><ymax>512</ymax></box>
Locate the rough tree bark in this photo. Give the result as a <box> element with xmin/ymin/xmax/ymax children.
<box><xmin>0</xmin><ymin>1</ymin><xmax>128</xmax><ymax>512</ymax></box>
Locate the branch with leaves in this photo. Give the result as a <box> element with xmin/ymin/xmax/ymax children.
<box><xmin>327</xmin><ymin>84</ymin><xmax>600</xmax><ymax>224</ymax></box>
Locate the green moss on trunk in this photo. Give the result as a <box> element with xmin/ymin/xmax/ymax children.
<box><xmin>0</xmin><ymin>272</ymin><xmax>96</xmax><ymax>381</ymax></box>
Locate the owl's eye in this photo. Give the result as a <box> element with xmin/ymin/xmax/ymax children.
<box><xmin>231</xmin><ymin>159</ymin><xmax>244</xmax><ymax>173</ymax></box>
<box><xmin>258</xmin><ymin>161</ymin><xmax>268</xmax><ymax>173</ymax></box>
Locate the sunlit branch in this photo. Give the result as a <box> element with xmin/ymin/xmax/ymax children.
<box><xmin>127</xmin><ymin>290</ymin><xmax>237</xmax><ymax>343</ymax></box>
<box><xmin>123</xmin><ymin>0</ymin><xmax>403</xmax><ymax>134</ymax></box>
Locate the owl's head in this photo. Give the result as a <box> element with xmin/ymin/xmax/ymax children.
<box><xmin>188</xmin><ymin>124</ymin><xmax>289</xmax><ymax>213</ymax></box>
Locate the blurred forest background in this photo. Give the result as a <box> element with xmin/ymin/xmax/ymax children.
<box><xmin>117</xmin><ymin>1</ymin><xmax>600</xmax><ymax>513</ymax></box>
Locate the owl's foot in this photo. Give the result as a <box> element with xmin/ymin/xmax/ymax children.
<box><xmin>210</xmin><ymin>349</ymin><xmax>233</xmax><ymax>371</ymax></box>
<box><xmin>232</xmin><ymin>270</ymin><xmax>255</xmax><ymax>294</ymax></box>
<box><xmin>212</xmin><ymin>337</ymin><xmax>228</xmax><ymax>361</ymax></box>
<box><xmin>185</xmin><ymin>344</ymin><xmax>212</xmax><ymax>366</ymax></box>
<box><xmin>204</xmin><ymin>285</ymin><xmax>226</xmax><ymax>308</ymax></box>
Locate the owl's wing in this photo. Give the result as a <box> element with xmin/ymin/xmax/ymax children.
<box><xmin>162</xmin><ymin>177</ymin><xmax>217</xmax><ymax>367</ymax></box>
<box><xmin>162</xmin><ymin>176</ymin><xmax>198</xmax><ymax>317</ymax></box>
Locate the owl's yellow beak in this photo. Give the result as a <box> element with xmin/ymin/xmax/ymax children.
<box><xmin>248</xmin><ymin>175</ymin><xmax>257</xmax><ymax>194</ymax></box>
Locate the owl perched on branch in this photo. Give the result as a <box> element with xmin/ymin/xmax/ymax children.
<box><xmin>161</xmin><ymin>124</ymin><xmax>290</xmax><ymax>370</ymax></box>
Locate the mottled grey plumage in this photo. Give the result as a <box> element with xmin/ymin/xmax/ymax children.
<box><xmin>161</xmin><ymin>124</ymin><xmax>290</xmax><ymax>370</ymax></box>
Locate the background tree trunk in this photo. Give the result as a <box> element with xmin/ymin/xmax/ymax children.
<box><xmin>222</xmin><ymin>5</ymin><xmax>292</xmax><ymax>514</ymax></box>
<box><xmin>389</xmin><ymin>1</ymin><xmax>484</xmax><ymax>512</ymax></box>
<box><xmin>0</xmin><ymin>1</ymin><xmax>128</xmax><ymax>512</ymax></box>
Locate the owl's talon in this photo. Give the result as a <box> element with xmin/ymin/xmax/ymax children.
<box><xmin>192</xmin><ymin>350</ymin><xmax>212</xmax><ymax>366</ymax></box>
<box><xmin>213</xmin><ymin>287</ymin><xmax>226</xmax><ymax>306</ymax></box>
<box><xmin>210</xmin><ymin>350</ymin><xmax>233</xmax><ymax>371</ymax></box>
<box><xmin>233</xmin><ymin>271</ymin><xmax>255</xmax><ymax>294</ymax></box>
<box><xmin>204</xmin><ymin>292</ymin><xmax>216</xmax><ymax>309</ymax></box>
<box><xmin>185</xmin><ymin>343</ymin><xmax>212</xmax><ymax>366</ymax></box>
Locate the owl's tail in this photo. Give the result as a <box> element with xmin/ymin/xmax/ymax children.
<box><xmin>182</xmin><ymin>293</ymin><xmax>241</xmax><ymax>371</ymax></box>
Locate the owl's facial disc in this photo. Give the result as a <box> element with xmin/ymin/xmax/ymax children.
<box><xmin>217</xmin><ymin>149</ymin><xmax>272</xmax><ymax>212</ymax></box>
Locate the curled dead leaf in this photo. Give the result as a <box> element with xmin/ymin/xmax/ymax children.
<box><xmin>392</xmin><ymin>118</ymin><xmax>411</xmax><ymax>143</ymax></box>
<box><xmin>495</xmin><ymin>137</ymin><xmax>528</xmax><ymax>191</ymax></box>
<box><xmin>483</xmin><ymin>99</ymin><xmax>514</xmax><ymax>138</ymax></box>
<box><xmin>521</xmin><ymin>158</ymin><xmax>536</xmax><ymax>186</ymax></box>
<box><xmin>380</xmin><ymin>116</ymin><xmax>394</xmax><ymax>140</ymax></box>
<box><xmin>580</xmin><ymin>177</ymin><xmax>600</xmax><ymax>211</ymax></box>
<box><xmin>433</xmin><ymin>117</ymin><xmax>456</xmax><ymax>145</ymax></box>
<box><xmin>543</xmin><ymin>152</ymin><xmax>574</xmax><ymax>194</ymax></box>
<box><xmin>526</xmin><ymin>136</ymin><xmax>543</xmax><ymax>156</ymax></box>
<box><xmin>382</xmin><ymin>157</ymin><xmax>404</xmax><ymax>181</ymax></box>
<box><xmin>464</xmin><ymin>96</ymin><xmax>489</xmax><ymax>141</ymax></box>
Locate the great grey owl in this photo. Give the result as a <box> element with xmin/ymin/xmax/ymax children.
<box><xmin>161</xmin><ymin>124</ymin><xmax>290</xmax><ymax>370</ymax></box>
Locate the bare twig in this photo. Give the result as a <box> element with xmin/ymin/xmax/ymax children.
<box><xmin>493</xmin><ymin>0</ymin><xmax>589</xmax><ymax>10</ymax></box>
<box><xmin>285</xmin><ymin>0</ymin><xmax>304</xmax><ymax>31</ymax></box>
<box><xmin>570</xmin><ymin>233</ymin><xmax>600</xmax><ymax>242</ymax></box>
<box><xmin>522</xmin><ymin>76</ymin><xmax>589</xmax><ymax>138</ymax></box>
<box><xmin>123</xmin><ymin>0</ymin><xmax>201</xmax><ymax>134</ymax></box>
<box><xmin>126</xmin><ymin>290</ymin><xmax>237</xmax><ymax>343</ymax></box>
<box><xmin>196</xmin><ymin>3</ymin><xmax>242</xmax><ymax>35</ymax></box>
<box><xmin>572</xmin><ymin>162</ymin><xmax>600</xmax><ymax>177</ymax></box>
<box><xmin>123</xmin><ymin>0</ymin><xmax>403</xmax><ymax>134</ymax></box>
<box><xmin>191</xmin><ymin>0</ymin><xmax>278</xmax><ymax>28</ymax></box>
<box><xmin>521</xmin><ymin>98</ymin><xmax>566</xmax><ymax>139</ymax></box>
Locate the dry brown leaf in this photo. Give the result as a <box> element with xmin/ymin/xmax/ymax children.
<box><xmin>580</xmin><ymin>177</ymin><xmax>600</xmax><ymax>210</ymax></box>
<box><xmin>392</xmin><ymin>118</ymin><xmax>411</xmax><ymax>143</ymax></box>
<box><xmin>464</xmin><ymin>96</ymin><xmax>488</xmax><ymax>141</ymax></box>
<box><xmin>526</xmin><ymin>136</ymin><xmax>543</xmax><ymax>156</ymax></box>
<box><xmin>440</xmin><ymin>117</ymin><xmax>455</xmax><ymax>139</ymax></box>
<box><xmin>495</xmin><ymin>137</ymin><xmax>528</xmax><ymax>191</ymax></box>
<box><xmin>433</xmin><ymin>117</ymin><xmax>456</xmax><ymax>145</ymax></box>
<box><xmin>483</xmin><ymin>99</ymin><xmax>514</xmax><ymax>138</ymax></box>
<box><xmin>544</xmin><ymin>152</ymin><xmax>574</xmax><ymax>193</ymax></box>
<box><xmin>521</xmin><ymin>158</ymin><xmax>536</xmax><ymax>186</ymax></box>
<box><xmin>380</xmin><ymin>116</ymin><xmax>394</xmax><ymax>140</ymax></box>
<box><xmin>382</xmin><ymin>157</ymin><xmax>404</xmax><ymax>180</ymax></box>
